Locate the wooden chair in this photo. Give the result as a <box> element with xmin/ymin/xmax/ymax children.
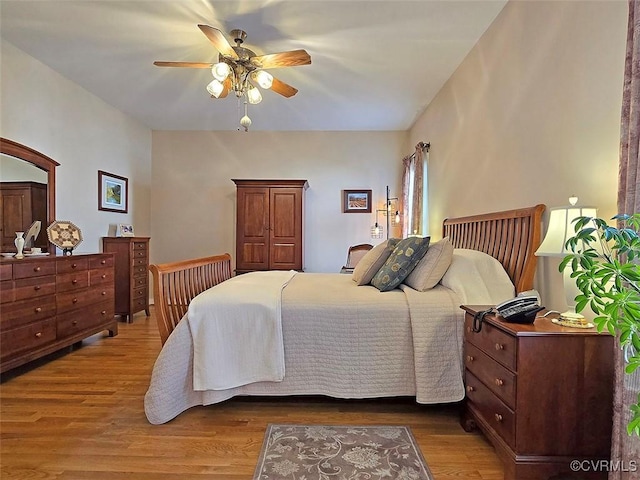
<box><xmin>341</xmin><ymin>243</ymin><xmax>373</xmax><ymax>272</ymax></box>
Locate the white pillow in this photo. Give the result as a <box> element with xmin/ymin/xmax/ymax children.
<box><xmin>440</xmin><ymin>249</ymin><xmax>515</xmax><ymax>305</ymax></box>
<box><xmin>403</xmin><ymin>237</ymin><xmax>454</xmax><ymax>291</ymax></box>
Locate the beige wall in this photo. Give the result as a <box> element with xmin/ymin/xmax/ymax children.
<box><xmin>151</xmin><ymin>131</ymin><xmax>406</xmax><ymax>272</ymax></box>
<box><xmin>409</xmin><ymin>0</ymin><xmax>627</xmax><ymax>311</ymax></box>
<box><xmin>1</xmin><ymin>40</ymin><xmax>152</xmax><ymax>253</ymax></box>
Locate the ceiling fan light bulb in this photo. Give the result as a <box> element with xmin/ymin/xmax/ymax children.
<box><xmin>255</xmin><ymin>70</ymin><xmax>273</xmax><ymax>89</ymax></box>
<box><xmin>247</xmin><ymin>86</ymin><xmax>262</xmax><ymax>104</ymax></box>
<box><xmin>240</xmin><ymin>114</ymin><xmax>252</xmax><ymax>128</ymax></box>
<box><xmin>211</xmin><ymin>62</ymin><xmax>230</xmax><ymax>81</ymax></box>
<box><xmin>206</xmin><ymin>79</ymin><xmax>224</xmax><ymax>98</ymax></box>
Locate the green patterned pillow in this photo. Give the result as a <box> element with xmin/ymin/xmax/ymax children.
<box><xmin>370</xmin><ymin>236</ymin><xmax>431</xmax><ymax>292</ymax></box>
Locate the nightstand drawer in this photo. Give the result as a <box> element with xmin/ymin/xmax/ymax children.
<box><xmin>465</xmin><ymin>343</ymin><xmax>516</xmax><ymax>408</ymax></box>
<box><xmin>465</xmin><ymin>371</ymin><xmax>515</xmax><ymax>449</ymax></box>
<box><xmin>465</xmin><ymin>313</ymin><xmax>516</xmax><ymax>370</ymax></box>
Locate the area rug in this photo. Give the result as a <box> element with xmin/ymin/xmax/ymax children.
<box><xmin>253</xmin><ymin>424</ymin><xmax>434</xmax><ymax>480</ymax></box>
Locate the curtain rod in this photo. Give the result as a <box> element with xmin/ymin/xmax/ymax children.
<box><xmin>409</xmin><ymin>141</ymin><xmax>430</xmax><ymax>159</ymax></box>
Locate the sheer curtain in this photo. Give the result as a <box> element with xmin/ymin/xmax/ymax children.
<box><xmin>613</xmin><ymin>1</ymin><xmax>640</xmax><ymax>478</ymax></box>
<box><xmin>401</xmin><ymin>143</ymin><xmax>428</xmax><ymax>237</ymax></box>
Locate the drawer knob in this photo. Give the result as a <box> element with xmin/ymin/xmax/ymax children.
<box><xmin>72</xmin><ymin>279</ymin><xmax>78</xmax><ymax>284</ymax></box>
<box><xmin>72</xmin><ymin>298</ymin><xmax>78</xmax><ymax>304</ymax></box>
<box><xmin>101</xmin><ymin>274</ymin><xmax>106</xmax><ymax>279</ymax></box>
<box><xmin>495</xmin><ymin>413</ymin><xmax>503</xmax><ymax>422</ymax></box>
<box><xmin>34</xmin><ymin>285</ymin><xmax>41</xmax><ymax>291</ymax></box>
<box><xmin>72</xmin><ymin>320</ymin><xmax>78</xmax><ymax>326</ymax></box>
<box><xmin>35</xmin><ymin>332</ymin><xmax>42</xmax><ymax>338</ymax></box>
<box><xmin>495</xmin><ymin>343</ymin><xmax>504</xmax><ymax>351</ymax></box>
<box><xmin>466</xmin><ymin>385</ymin><xmax>474</xmax><ymax>393</ymax></box>
<box><xmin>101</xmin><ymin>291</ymin><xmax>106</xmax><ymax>296</ymax></box>
<box><xmin>34</xmin><ymin>307</ymin><xmax>42</xmax><ymax>313</ymax></box>
<box><xmin>495</xmin><ymin>378</ymin><xmax>504</xmax><ymax>386</ymax></box>
<box><xmin>466</xmin><ymin>355</ymin><xmax>474</xmax><ymax>362</ymax></box>
<box><xmin>101</xmin><ymin>310</ymin><xmax>106</xmax><ymax>315</ymax></box>
<box><xmin>101</xmin><ymin>260</ymin><xmax>106</xmax><ymax>265</ymax></box>
<box><xmin>34</xmin><ymin>266</ymin><xmax>41</xmax><ymax>272</ymax></box>
<box><xmin>71</xmin><ymin>263</ymin><xmax>77</xmax><ymax>269</ymax></box>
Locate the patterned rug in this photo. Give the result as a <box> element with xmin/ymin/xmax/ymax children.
<box><xmin>253</xmin><ymin>424</ymin><xmax>434</xmax><ymax>480</ymax></box>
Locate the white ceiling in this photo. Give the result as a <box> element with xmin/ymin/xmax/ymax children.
<box><xmin>0</xmin><ymin>1</ymin><xmax>507</xmax><ymax>132</ymax></box>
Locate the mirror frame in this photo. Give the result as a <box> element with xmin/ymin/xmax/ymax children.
<box><xmin>1</xmin><ymin>138</ymin><xmax>59</xmax><ymax>253</ymax></box>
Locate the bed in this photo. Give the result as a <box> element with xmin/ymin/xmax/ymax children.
<box><xmin>144</xmin><ymin>204</ymin><xmax>545</xmax><ymax>424</ymax></box>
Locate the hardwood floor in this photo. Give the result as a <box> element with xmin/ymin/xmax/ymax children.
<box><xmin>1</xmin><ymin>308</ymin><xmax>504</xmax><ymax>479</ymax></box>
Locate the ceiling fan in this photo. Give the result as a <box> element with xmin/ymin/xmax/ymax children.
<box><xmin>154</xmin><ymin>25</ymin><xmax>311</xmax><ymax>129</ymax></box>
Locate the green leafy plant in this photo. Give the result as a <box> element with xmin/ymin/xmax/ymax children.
<box><xmin>560</xmin><ymin>213</ymin><xmax>640</xmax><ymax>436</ymax></box>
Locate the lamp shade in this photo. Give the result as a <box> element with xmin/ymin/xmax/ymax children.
<box><xmin>535</xmin><ymin>205</ymin><xmax>598</xmax><ymax>257</ymax></box>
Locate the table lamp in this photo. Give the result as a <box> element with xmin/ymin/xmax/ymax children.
<box><xmin>535</xmin><ymin>196</ymin><xmax>597</xmax><ymax>322</ymax></box>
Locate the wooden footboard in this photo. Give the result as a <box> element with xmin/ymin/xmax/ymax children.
<box><xmin>150</xmin><ymin>253</ymin><xmax>232</xmax><ymax>345</ymax></box>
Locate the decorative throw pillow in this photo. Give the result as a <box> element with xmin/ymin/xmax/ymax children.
<box><xmin>370</xmin><ymin>236</ymin><xmax>431</xmax><ymax>292</ymax></box>
<box><xmin>403</xmin><ymin>236</ymin><xmax>454</xmax><ymax>291</ymax></box>
<box><xmin>352</xmin><ymin>239</ymin><xmax>400</xmax><ymax>286</ymax></box>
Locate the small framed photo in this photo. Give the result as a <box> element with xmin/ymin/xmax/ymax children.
<box><xmin>98</xmin><ymin>170</ymin><xmax>128</xmax><ymax>213</ymax></box>
<box><xmin>118</xmin><ymin>224</ymin><xmax>135</xmax><ymax>237</ymax></box>
<box><xmin>342</xmin><ymin>189</ymin><xmax>372</xmax><ymax>213</ymax></box>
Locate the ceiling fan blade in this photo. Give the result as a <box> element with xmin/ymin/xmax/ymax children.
<box><xmin>218</xmin><ymin>78</ymin><xmax>232</xmax><ymax>98</ymax></box>
<box><xmin>198</xmin><ymin>25</ymin><xmax>239</xmax><ymax>60</ymax></box>
<box><xmin>154</xmin><ymin>61</ymin><xmax>213</xmax><ymax>68</ymax></box>
<box><xmin>251</xmin><ymin>49</ymin><xmax>311</xmax><ymax>69</ymax></box>
<box><xmin>270</xmin><ymin>77</ymin><xmax>298</xmax><ymax>98</ymax></box>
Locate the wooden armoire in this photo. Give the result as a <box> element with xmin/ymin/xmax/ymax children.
<box><xmin>0</xmin><ymin>182</ymin><xmax>48</xmax><ymax>251</ymax></box>
<box><xmin>232</xmin><ymin>179</ymin><xmax>308</xmax><ymax>274</ymax></box>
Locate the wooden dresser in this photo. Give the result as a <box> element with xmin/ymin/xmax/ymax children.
<box><xmin>460</xmin><ymin>306</ymin><xmax>614</xmax><ymax>480</ymax></box>
<box><xmin>102</xmin><ymin>237</ymin><xmax>150</xmax><ymax>322</ymax></box>
<box><xmin>0</xmin><ymin>253</ymin><xmax>117</xmax><ymax>374</ymax></box>
<box><xmin>232</xmin><ymin>179</ymin><xmax>307</xmax><ymax>274</ymax></box>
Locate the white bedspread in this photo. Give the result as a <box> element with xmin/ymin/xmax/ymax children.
<box><xmin>189</xmin><ymin>270</ymin><xmax>296</xmax><ymax>390</ymax></box>
<box><xmin>144</xmin><ymin>274</ymin><xmax>466</xmax><ymax>424</ymax></box>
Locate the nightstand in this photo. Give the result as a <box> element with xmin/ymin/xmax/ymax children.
<box><xmin>460</xmin><ymin>305</ymin><xmax>614</xmax><ymax>480</ymax></box>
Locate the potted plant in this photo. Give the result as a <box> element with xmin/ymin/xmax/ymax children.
<box><xmin>561</xmin><ymin>213</ymin><xmax>640</xmax><ymax>436</ymax></box>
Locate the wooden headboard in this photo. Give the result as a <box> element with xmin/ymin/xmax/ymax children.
<box><xmin>443</xmin><ymin>204</ymin><xmax>545</xmax><ymax>293</ymax></box>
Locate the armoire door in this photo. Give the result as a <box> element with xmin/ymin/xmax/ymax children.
<box><xmin>236</xmin><ymin>186</ymin><xmax>270</xmax><ymax>272</ymax></box>
<box><xmin>269</xmin><ymin>187</ymin><xmax>303</xmax><ymax>270</ymax></box>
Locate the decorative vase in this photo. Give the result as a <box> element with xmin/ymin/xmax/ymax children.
<box><xmin>14</xmin><ymin>232</ymin><xmax>25</xmax><ymax>259</ymax></box>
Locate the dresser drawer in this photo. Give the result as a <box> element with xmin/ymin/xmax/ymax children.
<box><xmin>133</xmin><ymin>241</ymin><xmax>147</xmax><ymax>252</ymax></box>
<box><xmin>57</xmin><ymin>300</ymin><xmax>115</xmax><ymax>337</ymax></box>
<box><xmin>132</xmin><ymin>275</ymin><xmax>147</xmax><ymax>289</ymax></box>
<box><xmin>57</xmin><ymin>287</ymin><xmax>114</xmax><ymax>313</ymax></box>
<box><xmin>0</xmin><ymin>280</ymin><xmax>14</xmax><ymax>304</ymax></box>
<box><xmin>15</xmin><ymin>275</ymin><xmax>57</xmax><ymax>301</ymax></box>
<box><xmin>0</xmin><ymin>263</ymin><xmax>13</xmax><ymax>281</ymax></box>
<box><xmin>56</xmin><ymin>258</ymin><xmax>89</xmax><ymax>274</ymax></box>
<box><xmin>90</xmin><ymin>268</ymin><xmax>114</xmax><ymax>286</ymax></box>
<box><xmin>131</xmin><ymin>295</ymin><xmax>148</xmax><ymax>312</ymax></box>
<box><xmin>465</xmin><ymin>342</ymin><xmax>516</xmax><ymax>408</ymax></box>
<box><xmin>13</xmin><ymin>260</ymin><xmax>56</xmax><ymax>279</ymax></box>
<box><xmin>0</xmin><ymin>318</ymin><xmax>57</xmax><ymax>359</ymax></box>
<box><xmin>132</xmin><ymin>264</ymin><xmax>147</xmax><ymax>277</ymax></box>
<box><xmin>465</xmin><ymin>371</ymin><xmax>515</xmax><ymax>449</ymax></box>
<box><xmin>89</xmin><ymin>255</ymin><xmax>113</xmax><ymax>269</ymax></box>
<box><xmin>465</xmin><ymin>313</ymin><xmax>517</xmax><ymax>370</ymax></box>
<box><xmin>1</xmin><ymin>296</ymin><xmax>57</xmax><ymax>329</ymax></box>
<box><xmin>132</xmin><ymin>257</ymin><xmax>147</xmax><ymax>268</ymax></box>
<box><xmin>56</xmin><ymin>271</ymin><xmax>90</xmax><ymax>292</ymax></box>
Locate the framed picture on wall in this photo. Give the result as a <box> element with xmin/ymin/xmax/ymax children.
<box><xmin>342</xmin><ymin>189</ymin><xmax>372</xmax><ymax>213</ymax></box>
<box><xmin>98</xmin><ymin>170</ymin><xmax>128</xmax><ymax>213</ymax></box>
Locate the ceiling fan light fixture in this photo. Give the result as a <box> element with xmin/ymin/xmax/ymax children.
<box><xmin>246</xmin><ymin>85</ymin><xmax>262</xmax><ymax>104</ymax></box>
<box><xmin>255</xmin><ymin>70</ymin><xmax>274</xmax><ymax>89</ymax></box>
<box><xmin>206</xmin><ymin>79</ymin><xmax>224</xmax><ymax>98</ymax></box>
<box><xmin>211</xmin><ymin>62</ymin><xmax>230</xmax><ymax>81</ymax></box>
